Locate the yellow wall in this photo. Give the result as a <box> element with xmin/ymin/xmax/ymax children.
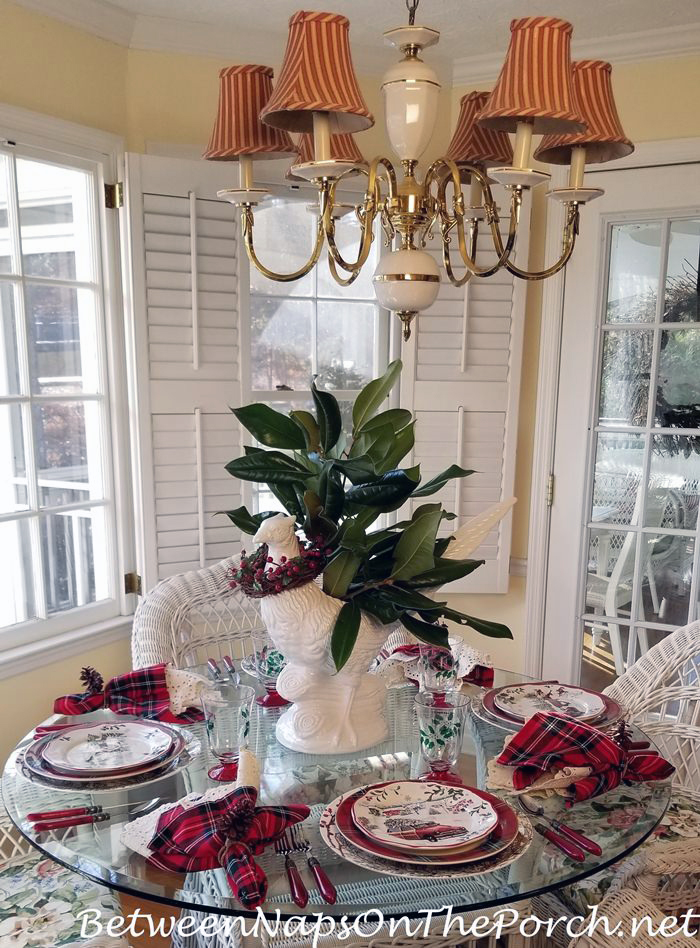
<box><xmin>1</xmin><ymin>0</ymin><xmax>699</xmax><ymax>742</ymax></box>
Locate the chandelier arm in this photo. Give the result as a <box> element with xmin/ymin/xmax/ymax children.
<box><xmin>323</xmin><ymin>159</ymin><xmax>393</xmax><ymax>274</ymax></box>
<box><xmin>504</xmin><ymin>204</ymin><xmax>580</xmax><ymax>280</ymax></box>
<box><xmin>327</xmin><ymin>251</ymin><xmax>361</xmax><ymax>286</ymax></box>
<box><xmin>441</xmin><ymin>217</ymin><xmax>478</xmax><ymax>288</ymax></box>
<box><xmin>242</xmin><ymin>203</ymin><xmax>326</xmax><ymax>283</ymax></box>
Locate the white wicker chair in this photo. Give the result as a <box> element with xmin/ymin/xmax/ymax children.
<box><xmin>568</xmin><ymin>888</ymin><xmax>700</xmax><ymax>948</ymax></box>
<box><xmin>0</xmin><ymin>806</ymin><xmax>130</xmax><ymax>947</ymax></box>
<box><xmin>131</xmin><ymin>555</ymin><xmax>265</xmax><ymax>668</ymax></box>
<box><xmin>600</xmin><ymin>620</ymin><xmax>700</xmax><ymax>915</ymax></box>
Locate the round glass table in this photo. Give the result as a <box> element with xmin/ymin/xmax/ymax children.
<box><xmin>2</xmin><ymin>669</ymin><xmax>670</xmax><ymax>923</ymax></box>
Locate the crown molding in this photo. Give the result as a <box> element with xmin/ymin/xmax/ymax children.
<box><xmin>12</xmin><ymin>0</ymin><xmax>136</xmax><ymax>46</ymax></box>
<box><xmin>453</xmin><ymin>22</ymin><xmax>700</xmax><ymax>87</ymax></box>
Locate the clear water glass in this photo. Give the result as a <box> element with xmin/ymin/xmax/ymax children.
<box><xmin>418</xmin><ymin>643</ymin><xmax>458</xmax><ymax>694</ymax></box>
<box><xmin>415</xmin><ymin>691</ymin><xmax>470</xmax><ymax>782</ymax></box>
<box><xmin>200</xmin><ymin>682</ymin><xmax>255</xmax><ymax>781</ymax></box>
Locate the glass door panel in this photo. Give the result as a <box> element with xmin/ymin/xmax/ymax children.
<box><xmin>580</xmin><ymin>214</ymin><xmax>700</xmax><ymax>689</ymax></box>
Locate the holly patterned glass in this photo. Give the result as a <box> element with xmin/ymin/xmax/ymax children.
<box><xmin>418</xmin><ymin>643</ymin><xmax>458</xmax><ymax>694</ymax></box>
<box><xmin>201</xmin><ymin>682</ymin><xmax>255</xmax><ymax>781</ymax></box>
<box><xmin>415</xmin><ymin>691</ymin><xmax>470</xmax><ymax>780</ymax></box>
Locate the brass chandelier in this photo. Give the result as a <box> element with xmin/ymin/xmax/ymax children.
<box><xmin>205</xmin><ymin>1</ymin><xmax>633</xmax><ymax>340</ymax></box>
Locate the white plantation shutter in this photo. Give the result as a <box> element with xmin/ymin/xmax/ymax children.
<box><xmin>401</xmin><ymin>193</ymin><xmax>530</xmax><ymax>593</ymax></box>
<box><xmin>126</xmin><ymin>154</ymin><xmax>245</xmax><ymax>590</ymax></box>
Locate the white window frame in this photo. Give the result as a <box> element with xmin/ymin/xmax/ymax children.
<box><xmin>0</xmin><ymin>104</ymin><xmax>134</xmax><ymax>676</ymax></box>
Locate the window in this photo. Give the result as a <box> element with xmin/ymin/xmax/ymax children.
<box><xmin>0</xmin><ymin>141</ymin><xmax>126</xmax><ymax>648</ymax></box>
<box><xmin>246</xmin><ymin>196</ymin><xmax>388</xmax><ymax>512</ymax></box>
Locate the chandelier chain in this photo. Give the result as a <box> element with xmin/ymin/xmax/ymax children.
<box><xmin>405</xmin><ymin>0</ymin><xmax>419</xmax><ymax>26</ymax></box>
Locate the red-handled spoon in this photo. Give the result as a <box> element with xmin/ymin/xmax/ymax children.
<box><xmin>307</xmin><ymin>856</ymin><xmax>337</xmax><ymax>905</ymax></box>
<box><xmin>550</xmin><ymin>819</ymin><xmax>602</xmax><ymax>856</ymax></box>
<box><xmin>28</xmin><ymin>806</ymin><xmax>101</xmax><ymax>821</ymax></box>
<box><xmin>33</xmin><ymin>813</ymin><xmax>110</xmax><ymax>832</ymax></box>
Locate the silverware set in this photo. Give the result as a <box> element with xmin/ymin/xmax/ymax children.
<box><xmin>517</xmin><ymin>796</ymin><xmax>602</xmax><ymax>862</ymax></box>
<box><xmin>274</xmin><ymin>824</ymin><xmax>337</xmax><ymax>906</ymax></box>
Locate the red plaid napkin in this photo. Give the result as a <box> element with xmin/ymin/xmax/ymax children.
<box><xmin>496</xmin><ymin>711</ymin><xmax>674</xmax><ymax>806</ymax></box>
<box><xmin>54</xmin><ymin>664</ymin><xmax>204</xmax><ymax>724</ymax></box>
<box><xmin>390</xmin><ymin>644</ymin><xmax>495</xmax><ymax>688</ymax></box>
<box><xmin>146</xmin><ymin>785</ymin><xmax>309</xmax><ymax>909</ymax></box>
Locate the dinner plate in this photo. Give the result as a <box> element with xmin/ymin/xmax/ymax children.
<box><xmin>25</xmin><ymin>739</ymin><xmax>180</xmax><ymax>783</ymax></box>
<box><xmin>336</xmin><ymin>783</ymin><xmax>518</xmax><ymax>865</ymax></box>
<box><xmin>320</xmin><ymin>788</ymin><xmax>533</xmax><ymax>879</ymax></box>
<box><xmin>492</xmin><ymin>683</ymin><xmax>606</xmax><ymax>722</ymax></box>
<box><xmin>481</xmin><ymin>687</ymin><xmax>624</xmax><ymax>730</ymax></box>
<box><xmin>40</xmin><ymin>721</ymin><xmax>177</xmax><ymax>775</ymax></box>
<box><xmin>350</xmin><ymin>780</ymin><xmax>498</xmax><ymax>852</ymax></box>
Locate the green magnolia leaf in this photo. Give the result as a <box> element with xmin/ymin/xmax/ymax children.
<box><xmin>358</xmin><ymin>408</ymin><xmax>412</xmax><ymax>433</ymax></box>
<box><xmin>220</xmin><ymin>505</ymin><xmax>279</xmax><ymax>536</ymax></box>
<box><xmin>330</xmin><ymin>600</ymin><xmax>361</xmax><ymax>672</ymax></box>
<box><xmin>345</xmin><ymin>470</ymin><xmax>419</xmax><ymax>508</ymax></box>
<box><xmin>440</xmin><ymin>608</ymin><xmax>513</xmax><ymax>639</ymax></box>
<box><xmin>326</xmin><ymin>431</ymin><xmax>348</xmax><ymax>460</ymax></box>
<box><xmin>225</xmin><ymin>452</ymin><xmax>310</xmax><ymax>485</ymax></box>
<box><xmin>337</xmin><ymin>518</ymin><xmax>368</xmax><ymax>554</ymax></box>
<box><xmin>351</xmin><ymin>424</ymin><xmax>395</xmax><ymax>469</ymax></box>
<box><xmin>404</xmin><ymin>557</ymin><xmax>485</xmax><ymax>588</ymax></box>
<box><xmin>399</xmin><ymin>612</ymin><xmax>450</xmax><ymax>648</ymax></box>
<box><xmin>352</xmin><ymin>590</ymin><xmax>403</xmax><ymax>624</ymax></box>
<box><xmin>312</xmin><ymin>378</ymin><xmax>342</xmax><ymax>454</ymax></box>
<box><xmin>290</xmin><ymin>410</ymin><xmax>321</xmax><ymax>454</ymax></box>
<box><xmin>231</xmin><ymin>404</ymin><xmax>306</xmax><ymax>449</ymax></box>
<box><xmin>377</xmin><ymin>421</ymin><xmax>416</xmax><ymax>473</ymax></box>
<box><xmin>411</xmin><ymin>464</ymin><xmax>475</xmax><ymax>498</ymax></box>
<box><xmin>379</xmin><ymin>585</ymin><xmax>444</xmax><ymax>611</ymax></box>
<box><xmin>352</xmin><ymin>359</ymin><xmax>402</xmax><ymax>432</ymax></box>
<box><xmin>390</xmin><ymin>505</ymin><xmax>443</xmax><ymax>580</ymax></box>
<box><xmin>322</xmin><ymin>549</ymin><xmax>361</xmax><ymax>597</ymax></box>
<box><xmin>332</xmin><ymin>455</ymin><xmax>378</xmax><ymax>484</ymax></box>
<box><xmin>318</xmin><ymin>464</ymin><xmax>344</xmax><ymax>521</ymax></box>
<box><xmin>269</xmin><ymin>482</ymin><xmax>304</xmax><ymax>519</ymax></box>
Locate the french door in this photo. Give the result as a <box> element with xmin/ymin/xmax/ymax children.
<box><xmin>542</xmin><ymin>154</ymin><xmax>700</xmax><ymax>685</ymax></box>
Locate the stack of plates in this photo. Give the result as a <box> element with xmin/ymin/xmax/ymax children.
<box><xmin>472</xmin><ymin>682</ymin><xmax>624</xmax><ymax>731</ymax></box>
<box><xmin>320</xmin><ymin>780</ymin><xmax>532</xmax><ymax>879</ymax></box>
<box><xmin>21</xmin><ymin>720</ymin><xmax>197</xmax><ymax>791</ymax></box>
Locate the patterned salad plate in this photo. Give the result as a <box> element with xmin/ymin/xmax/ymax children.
<box><xmin>350</xmin><ymin>780</ymin><xmax>498</xmax><ymax>852</ymax></box>
<box><xmin>321</xmin><ymin>786</ymin><xmax>533</xmax><ymax>879</ymax></box>
<box><xmin>40</xmin><ymin>721</ymin><xmax>179</xmax><ymax>776</ymax></box>
<box><xmin>491</xmin><ymin>683</ymin><xmax>606</xmax><ymax>722</ymax></box>
<box><xmin>337</xmin><ymin>783</ymin><xmax>518</xmax><ymax>865</ymax></box>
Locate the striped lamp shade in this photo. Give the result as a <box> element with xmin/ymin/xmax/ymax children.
<box><xmin>261</xmin><ymin>11</ymin><xmax>374</xmax><ymax>134</ymax></box>
<box><xmin>478</xmin><ymin>17</ymin><xmax>586</xmax><ymax>135</ymax></box>
<box><xmin>286</xmin><ymin>131</ymin><xmax>366</xmax><ymax>180</ymax></box>
<box><xmin>534</xmin><ymin>61</ymin><xmax>633</xmax><ymax>165</ymax></box>
<box><xmin>447</xmin><ymin>92</ymin><xmax>513</xmax><ymax>167</ymax></box>
<box><xmin>204</xmin><ymin>65</ymin><xmax>296</xmax><ymax>160</ymax></box>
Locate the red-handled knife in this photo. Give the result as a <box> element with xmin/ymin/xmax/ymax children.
<box><xmin>306</xmin><ymin>855</ymin><xmax>337</xmax><ymax>904</ymax></box>
<box><xmin>549</xmin><ymin>819</ymin><xmax>602</xmax><ymax>856</ymax></box>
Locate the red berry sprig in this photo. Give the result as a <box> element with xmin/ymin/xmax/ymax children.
<box><xmin>227</xmin><ymin>543</ymin><xmax>329</xmax><ymax>599</ymax></box>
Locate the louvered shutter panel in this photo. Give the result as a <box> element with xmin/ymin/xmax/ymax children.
<box><xmin>126</xmin><ymin>155</ymin><xmax>245</xmax><ymax>590</ymax></box>
<box><xmin>401</xmin><ymin>194</ymin><xmax>529</xmax><ymax>593</ymax></box>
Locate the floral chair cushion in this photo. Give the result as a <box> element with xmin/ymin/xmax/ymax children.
<box><xmin>554</xmin><ymin>787</ymin><xmax>700</xmax><ymax>915</ymax></box>
<box><xmin>0</xmin><ymin>847</ymin><xmax>119</xmax><ymax>947</ymax></box>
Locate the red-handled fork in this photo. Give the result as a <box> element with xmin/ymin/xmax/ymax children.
<box><xmin>274</xmin><ymin>832</ymin><xmax>309</xmax><ymax>908</ymax></box>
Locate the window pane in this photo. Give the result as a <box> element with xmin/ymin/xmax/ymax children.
<box><xmin>0</xmin><ymin>403</ymin><xmax>28</xmax><ymax>513</ymax></box>
<box><xmin>0</xmin><ymin>519</ymin><xmax>35</xmax><ymax>627</ymax></box>
<box><xmin>17</xmin><ymin>158</ymin><xmax>93</xmax><ymax>282</ymax></box>
<box><xmin>585</xmin><ymin>528</ymin><xmax>636</xmax><ymax>621</ymax></box>
<box><xmin>590</xmin><ymin>432</ymin><xmax>645</xmax><ymax>526</ymax></box>
<box><xmin>41</xmin><ymin>506</ymin><xmax>110</xmax><ymax>615</ymax></box>
<box><xmin>317</xmin><ymin>214</ymin><xmax>375</xmax><ymax>300</ymax></box>
<box><xmin>34</xmin><ymin>401</ymin><xmax>104</xmax><ymax>506</ymax></box>
<box><xmin>598</xmin><ymin>330</ymin><xmax>652</xmax><ymax>426</ymax></box>
<box><xmin>317</xmin><ymin>301</ymin><xmax>376</xmax><ymax>390</ymax></box>
<box><xmin>250</xmin><ymin>297</ymin><xmax>312</xmax><ymax>390</ymax></box>
<box><xmin>641</xmin><ymin>533</ymin><xmax>694</xmax><ymax>624</ymax></box>
<box><xmin>606</xmin><ymin>221</ymin><xmax>661</xmax><ymax>323</ymax></box>
<box><xmin>25</xmin><ymin>283</ymin><xmax>100</xmax><ymax>395</ymax></box>
<box><xmin>648</xmin><ymin>434</ymin><xmax>700</xmax><ymax>530</ymax></box>
<box><xmin>655</xmin><ymin>329</ymin><xmax>700</xmax><ymax>429</ymax></box>
<box><xmin>0</xmin><ymin>154</ymin><xmax>14</xmax><ymax>274</ymax></box>
<box><xmin>249</xmin><ymin>200</ymin><xmax>314</xmax><ymax>298</ymax></box>
<box><xmin>0</xmin><ymin>281</ymin><xmax>21</xmax><ymax>395</ymax></box>
<box><xmin>664</xmin><ymin>219</ymin><xmax>699</xmax><ymax>323</ymax></box>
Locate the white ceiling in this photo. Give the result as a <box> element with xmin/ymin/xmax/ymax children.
<box><xmin>15</xmin><ymin>0</ymin><xmax>700</xmax><ymax>80</ymax></box>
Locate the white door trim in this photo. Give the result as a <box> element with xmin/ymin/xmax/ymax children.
<box><xmin>525</xmin><ymin>137</ymin><xmax>700</xmax><ymax>677</ymax></box>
